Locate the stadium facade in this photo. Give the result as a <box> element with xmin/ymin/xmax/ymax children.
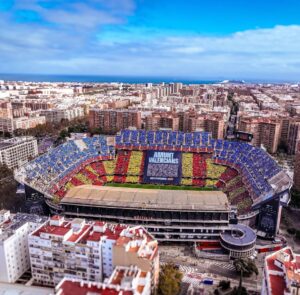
<box><xmin>60</xmin><ymin>185</ymin><xmax>230</xmax><ymax>242</ymax></box>
<box><xmin>15</xmin><ymin>129</ymin><xmax>292</xmax><ymax>249</ymax></box>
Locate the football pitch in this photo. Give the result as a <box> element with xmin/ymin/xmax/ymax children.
<box><xmin>105</xmin><ymin>182</ymin><xmax>217</xmax><ymax>191</ymax></box>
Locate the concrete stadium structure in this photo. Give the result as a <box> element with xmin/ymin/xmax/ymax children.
<box><xmin>61</xmin><ymin>185</ymin><xmax>230</xmax><ymax>242</ymax></box>
<box><xmin>15</xmin><ymin>129</ymin><xmax>292</xmax><ymax>245</ymax></box>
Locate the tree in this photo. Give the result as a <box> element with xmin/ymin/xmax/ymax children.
<box><xmin>89</xmin><ymin>127</ymin><xmax>102</xmax><ymax>136</ymax></box>
<box><xmin>287</xmin><ymin>228</ymin><xmax>296</xmax><ymax>235</ymax></box>
<box><xmin>277</xmin><ymin>142</ymin><xmax>288</xmax><ymax>154</ymax></box>
<box><xmin>230</xmin><ymin>286</ymin><xmax>248</xmax><ymax>295</ymax></box>
<box><xmin>296</xmin><ymin>230</ymin><xmax>300</xmax><ymax>241</ymax></box>
<box><xmin>290</xmin><ymin>188</ymin><xmax>300</xmax><ymax>208</ymax></box>
<box><xmin>59</xmin><ymin>129</ymin><xmax>69</xmax><ymax>139</ymax></box>
<box><xmin>157</xmin><ymin>263</ymin><xmax>183</xmax><ymax>295</ymax></box>
<box><xmin>233</xmin><ymin>258</ymin><xmax>258</xmax><ymax>294</ymax></box>
<box><xmin>0</xmin><ymin>163</ymin><xmax>12</xmax><ymax>179</ymax></box>
<box><xmin>218</xmin><ymin>280</ymin><xmax>231</xmax><ymax>290</ymax></box>
<box><xmin>3</xmin><ymin>131</ymin><xmax>11</xmax><ymax>138</ymax></box>
<box><xmin>0</xmin><ymin>164</ymin><xmax>22</xmax><ymax>212</ymax></box>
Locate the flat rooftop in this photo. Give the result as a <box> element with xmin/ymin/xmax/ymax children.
<box><xmin>61</xmin><ymin>185</ymin><xmax>229</xmax><ymax>211</ymax></box>
<box><xmin>0</xmin><ymin>136</ymin><xmax>35</xmax><ymax>150</ymax></box>
<box><xmin>220</xmin><ymin>224</ymin><xmax>256</xmax><ymax>246</ymax></box>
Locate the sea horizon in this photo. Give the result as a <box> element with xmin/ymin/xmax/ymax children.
<box><xmin>0</xmin><ymin>73</ymin><xmax>298</xmax><ymax>85</ymax></box>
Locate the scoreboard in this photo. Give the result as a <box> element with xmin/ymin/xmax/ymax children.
<box><xmin>256</xmin><ymin>198</ymin><xmax>280</xmax><ymax>238</ymax></box>
<box><xmin>235</xmin><ymin>131</ymin><xmax>253</xmax><ymax>142</ymax></box>
<box><xmin>143</xmin><ymin>150</ymin><xmax>182</xmax><ymax>185</ymax></box>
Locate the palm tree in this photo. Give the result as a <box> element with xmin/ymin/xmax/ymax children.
<box><xmin>234</xmin><ymin>258</ymin><xmax>247</xmax><ymax>291</ymax></box>
<box><xmin>233</xmin><ymin>258</ymin><xmax>258</xmax><ymax>294</ymax></box>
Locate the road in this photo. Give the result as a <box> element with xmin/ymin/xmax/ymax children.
<box><xmin>160</xmin><ymin>245</ymin><xmax>262</xmax><ymax>293</ymax></box>
<box><xmin>179</xmin><ymin>264</ymin><xmax>261</xmax><ymax>293</ymax></box>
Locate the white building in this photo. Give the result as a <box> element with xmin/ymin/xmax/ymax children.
<box><xmin>40</xmin><ymin>107</ymin><xmax>84</xmax><ymax>123</ymax></box>
<box><xmin>0</xmin><ymin>116</ymin><xmax>46</xmax><ymax>134</ymax></box>
<box><xmin>13</xmin><ymin>116</ymin><xmax>46</xmax><ymax>130</ymax></box>
<box><xmin>55</xmin><ymin>266</ymin><xmax>151</xmax><ymax>295</ymax></box>
<box><xmin>0</xmin><ymin>136</ymin><xmax>38</xmax><ymax>169</ymax></box>
<box><xmin>0</xmin><ymin>210</ymin><xmax>46</xmax><ymax>283</ymax></box>
<box><xmin>262</xmin><ymin>246</ymin><xmax>300</xmax><ymax>295</ymax></box>
<box><xmin>28</xmin><ymin>216</ymin><xmax>159</xmax><ymax>288</ymax></box>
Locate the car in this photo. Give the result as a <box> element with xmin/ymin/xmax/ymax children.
<box><xmin>202</xmin><ymin>278</ymin><xmax>214</xmax><ymax>285</ymax></box>
<box><xmin>272</xmin><ymin>238</ymin><xmax>281</xmax><ymax>244</ymax></box>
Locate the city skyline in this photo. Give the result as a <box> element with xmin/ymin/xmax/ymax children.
<box><xmin>1</xmin><ymin>0</ymin><xmax>300</xmax><ymax>81</ymax></box>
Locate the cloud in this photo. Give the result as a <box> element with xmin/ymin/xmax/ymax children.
<box><xmin>0</xmin><ymin>1</ymin><xmax>300</xmax><ymax>81</ymax></box>
<box><xmin>40</xmin><ymin>4</ymin><xmax>121</xmax><ymax>28</ymax></box>
<box><xmin>12</xmin><ymin>0</ymin><xmax>135</xmax><ymax>28</ymax></box>
<box><xmin>170</xmin><ymin>46</ymin><xmax>205</xmax><ymax>54</ymax></box>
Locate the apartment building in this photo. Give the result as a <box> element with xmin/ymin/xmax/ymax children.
<box><xmin>55</xmin><ymin>266</ymin><xmax>151</xmax><ymax>295</ymax></box>
<box><xmin>287</xmin><ymin>120</ymin><xmax>300</xmax><ymax>154</ymax></box>
<box><xmin>113</xmin><ymin>227</ymin><xmax>160</xmax><ymax>287</ymax></box>
<box><xmin>0</xmin><ymin>101</ymin><xmax>13</xmax><ymax>118</ymax></box>
<box><xmin>28</xmin><ymin>216</ymin><xmax>159</xmax><ymax>288</ymax></box>
<box><xmin>187</xmin><ymin>114</ymin><xmax>226</xmax><ymax>139</ymax></box>
<box><xmin>89</xmin><ymin>109</ymin><xmax>142</xmax><ymax>133</ymax></box>
<box><xmin>0</xmin><ymin>116</ymin><xmax>46</xmax><ymax>134</ymax></box>
<box><xmin>187</xmin><ymin>116</ymin><xmax>205</xmax><ymax>132</ymax></box>
<box><xmin>238</xmin><ymin>117</ymin><xmax>281</xmax><ymax>153</ymax></box>
<box><xmin>40</xmin><ymin>107</ymin><xmax>84</xmax><ymax>123</ymax></box>
<box><xmin>0</xmin><ymin>136</ymin><xmax>38</xmax><ymax>169</ymax></box>
<box><xmin>178</xmin><ymin>111</ymin><xmax>192</xmax><ymax>132</ymax></box>
<box><xmin>144</xmin><ymin>111</ymin><xmax>225</xmax><ymax>139</ymax></box>
<box><xmin>278</xmin><ymin>116</ymin><xmax>291</xmax><ymax>148</ymax></box>
<box><xmin>205</xmin><ymin>115</ymin><xmax>225</xmax><ymax>139</ymax></box>
<box><xmin>174</xmin><ymin>82</ymin><xmax>183</xmax><ymax>94</ymax></box>
<box><xmin>25</xmin><ymin>100</ymin><xmax>54</xmax><ymax>111</ymax></box>
<box><xmin>258</xmin><ymin>120</ymin><xmax>281</xmax><ymax>154</ymax></box>
<box><xmin>0</xmin><ymin>101</ymin><xmax>46</xmax><ymax>133</ymax></box>
<box><xmin>145</xmin><ymin>112</ymin><xmax>179</xmax><ymax>131</ymax></box>
<box><xmin>0</xmin><ymin>210</ymin><xmax>46</xmax><ymax>283</ymax></box>
<box><xmin>262</xmin><ymin>247</ymin><xmax>300</xmax><ymax>295</ymax></box>
<box><xmin>293</xmin><ymin>143</ymin><xmax>300</xmax><ymax>191</ymax></box>
<box><xmin>11</xmin><ymin>100</ymin><xmax>54</xmax><ymax>112</ymax></box>
<box><xmin>0</xmin><ymin>117</ymin><xmax>18</xmax><ymax>134</ymax></box>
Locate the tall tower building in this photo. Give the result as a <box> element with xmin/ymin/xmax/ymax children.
<box><xmin>287</xmin><ymin>121</ymin><xmax>300</xmax><ymax>154</ymax></box>
<box><xmin>293</xmin><ymin>142</ymin><xmax>300</xmax><ymax>191</ymax></box>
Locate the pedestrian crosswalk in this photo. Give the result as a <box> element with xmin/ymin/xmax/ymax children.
<box><xmin>212</xmin><ymin>262</ymin><xmax>236</xmax><ymax>272</ymax></box>
<box><xmin>182</xmin><ymin>273</ymin><xmax>203</xmax><ymax>285</ymax></box>
<box><xmin>182</xmin><ymin>276</ymin><xmax>199</xmax><ymax>285</ymax></box>
<box><xmin>179</xmin><ymin>265</ymin><xmax>196</xmax><ymax>273</ymax></box>
<box><xmin>162</xmin><ymin>261</ymin><xmax>236</xmax><ymax>276</ymax></box>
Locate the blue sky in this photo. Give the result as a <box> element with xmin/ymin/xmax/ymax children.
<box><xmin>0</xmin><ymin>0</ymin><xmax>300</xmax><ymax>80</ymax></box>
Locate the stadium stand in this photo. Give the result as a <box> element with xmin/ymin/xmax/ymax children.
<box><xmin>127</xmin><ymin>151</ymin><xmax>143</xmax><ymax>176</ymax></box>
<box><xmin>15</xmin><ymin>130</ymin><xmax>292</xmax><ymax>218</ymax></box>
<box><xmin>15</xmin><ymin>136</ymin><xmax>114</xmax><ymax>196</ymax></box>
<box><xmin>182</xmin><ymin>153</ymin><xmax>193</xmax><ymax>178</ymax></box>
<box><xmin>114</xmin><ymin>150</ymin><xmax>131</xmax><ymax>175</ymax></box>
<box><xmin>193</xmin><ymin>153</ymin><xmax>207</xmax><ymax>178</ymax></box>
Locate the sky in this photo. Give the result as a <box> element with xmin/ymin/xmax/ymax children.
<box><xmin>0</xmin><ymin>0</ymin><xmax>300</xmax><ymax>81</ymax></box>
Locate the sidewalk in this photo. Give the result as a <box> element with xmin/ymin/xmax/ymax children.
<box><xmin>0</xmin><ymin>282</ymin><xmax>53</xmax><ymax>295</ymax></box>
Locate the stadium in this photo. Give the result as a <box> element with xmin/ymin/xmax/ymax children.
<box><xmin>15</xmin><ymin>129</ymin><xmax>292</xmax><ymax>248</ymax></box>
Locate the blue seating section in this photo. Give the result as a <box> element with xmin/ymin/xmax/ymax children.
<box><xmin>22</xmin><ymin>136</ymin><xmax>114</xmax><ymax>189</ymax></box>
<box><xmin>116</xmin><ymin>130</ymin><xmax>213</xmax><ymax>148</ymax></box>
<box><xmin>116</xmin><ymin>129</ymin><xmax>282</xmax><ymax>200</ymax></box>
<box><xmin>19</xmin><ymin>130</ymin><xmax>283</xmax><ymax>205</ymax></box>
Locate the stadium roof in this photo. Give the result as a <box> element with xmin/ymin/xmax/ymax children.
<box><xmin>61</xmin><ymin>185</ymin><xmax>229</xmax><ymax>211</ymax></box>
